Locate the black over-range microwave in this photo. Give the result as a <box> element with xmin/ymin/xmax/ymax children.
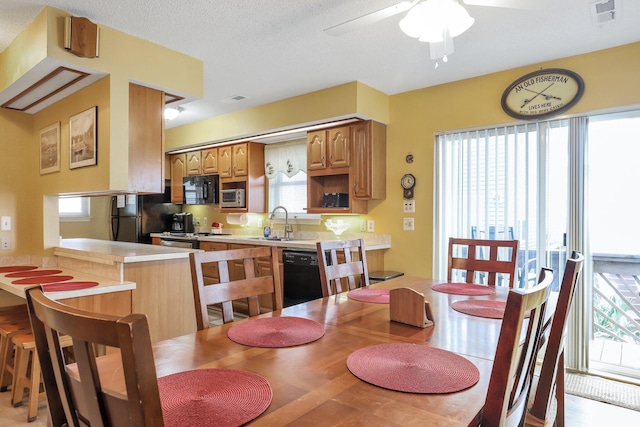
<box><xmin>183</xmin><ymin>175</ymin><xmax>219</xmax><ymax>204</ymax></box>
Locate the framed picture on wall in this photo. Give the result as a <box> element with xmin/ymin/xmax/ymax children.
<box><xmin>69</xmin><ymin>106</ymin><xmax>97</xmax><ymax>169</ymax></box>
<box><xmin>39</xmin><ymin>121</ymin><xmax>61</xmax><ymax>174</ymax></box>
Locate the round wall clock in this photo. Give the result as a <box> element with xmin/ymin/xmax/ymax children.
<box><xmin>401</xmin><ymin>173</ymin><xmax>416</xmax><ymax>199</ymax></box>
<box><xmin>501</xmin><ymin>68</ymin><xmax>585</xmax><ymax>120</ymax></box>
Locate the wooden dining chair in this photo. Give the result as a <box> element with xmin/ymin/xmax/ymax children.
<box><xmin>25</xmin><ymin>286</ymin><xmax>165</xmax><ymax>427</ymax></box>
<box><xmin>448</xmin><ymin>237</ymin><xmax>520</xmax><ymax>288</ymax></box>
<box><xmin>525</xmin><ymin>251</ymin><xmax>585</xmax><ymax>427</ymax></box>
<box><xmin>469</xmin><ymin>267</ymin><xmax>554</xmax><ymax>427</ymax></box>
<box><xmin>189</xmin><ymin>245</ymin><xmax>283</xmax><ymax>328</ymax></box>
<box><xmin>316</xmin><ymin>238</ymin><xmax>370</xmax><ymax>296</ymax></box>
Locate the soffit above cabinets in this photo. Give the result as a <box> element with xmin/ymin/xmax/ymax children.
<box><xmin>0</xmin><ymin>57</ymin><xmax>106</xmax><ymax>114</ymax></box>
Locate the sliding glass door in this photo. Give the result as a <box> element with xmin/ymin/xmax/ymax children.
<box><xmin>587</xmin><ymin>111</ymin><xmax>640</xmax><ymax>379</ymax></box>
<box><xmin>435</xmin><ymin>111</ymin><xmax>640</xmax><ymax>380</ymax></box>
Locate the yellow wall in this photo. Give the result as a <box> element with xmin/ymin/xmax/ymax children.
<box><xmin>168</xmin><ymin>42</ymin><xmax>640</xmax><ymax>278</ymax></box>
<box><xmin>0</xmin><ymin>6</ymin><xmax>203</xmax><ymax>256</ymax></box>
<box><xmin>383</xmin><ymin>42</ymin><xmax>640</xmax><ymax>277</ymax></box>
<box><xmin>0</xmin><ymin>109</ymin><xmax>34</xmax><ymax>254</ymax></box>
<box><xmin>166</xmin><ymin>81</ymin><xmax>390</xmax><ymax>150</ymax></box>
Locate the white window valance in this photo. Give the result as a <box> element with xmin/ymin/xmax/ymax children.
<box><xmin>264</xmin><ymin>138</ymin><xmax>307</xmax><ymax>179</ymax></box>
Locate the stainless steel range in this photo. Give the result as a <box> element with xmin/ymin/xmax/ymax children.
<box><xmin>158</xmin><ymin>232</ymin><xmax>199</xmax><ymax>248</ymax></box>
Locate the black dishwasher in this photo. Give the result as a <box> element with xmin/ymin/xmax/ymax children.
<box><xmin>282</xmin><ymin>248</ymin><xmax>326</xmax><ymax>307</ymax></box>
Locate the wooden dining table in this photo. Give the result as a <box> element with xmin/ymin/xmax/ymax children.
<box><xmin>87</xmin><ymin>276</ymin><xmax>520</xmax><ymax>426</ymax></box>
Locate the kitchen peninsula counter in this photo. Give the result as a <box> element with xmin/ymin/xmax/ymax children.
<box><xmin>54</xmin><ymin>238</ymin><xmax>202</xmax><ymax>342</ymax></box>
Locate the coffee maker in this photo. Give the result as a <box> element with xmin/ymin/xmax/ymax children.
<box><xmin>171</xmin><ymin>213</ymin><xmax>194</xmax><ymax>233</ymax></box>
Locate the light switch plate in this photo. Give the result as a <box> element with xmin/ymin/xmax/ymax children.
<box><xmin>403</xmin><ymin>200</ymin><xmax>415</xmax><ymax>213</ymax></box>
<box><xmin>1</xmin><ymin>216</ymin><xmax>10</xmax><ymax>231</ymax></box>
<box><xmin>403</xmin><ymin>218</ymin><xmax>414</xmax><ymax>231</ymax></box>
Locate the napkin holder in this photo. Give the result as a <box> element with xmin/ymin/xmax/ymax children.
<box><xmin>389</xmin><ymin>288</ymin><xmax>434</xmax><ymax>328</ymax></box>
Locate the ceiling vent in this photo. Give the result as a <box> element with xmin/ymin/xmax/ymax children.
<box><xmin>220</xmin><ymin>94</ymin><xmax>247</xmax><ymax>104</ymax></box>
<box><xmin>591</xmin><ymin>0</ymin><xmax>617</xmax><ymax>25</ymax></box>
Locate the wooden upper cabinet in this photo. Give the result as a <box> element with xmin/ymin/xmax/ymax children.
<box><xmin>186</xmin><ymin>151</ymin><xmax>202</xmax><ymax>176</ymax></box>
<box><xmin>352</xmin><ymin>120</ymin><xmax>386</xmax><ymax>200</ymax></box>
<box><xmin>170</xmin><ymin>154</ymin><xmax>186</xmax><ymax>204</ymax></box>
<box><xmin>201</xmin><ymin>148</ymin><xmax>218</xmax><ymax>174</ymax></box>
<box><xmin>128</xmin><ymin>83</ymin><xmax>165</xmax><ymax>193</ymax></box>
<box><xmin>306</xmin><ymin>120</ymin><xmax>386</xmax><ymax>214</ymax></box>
<box><xmin>307</xmin><ymin>131</ymin><xmax>326</xmax><ymax>170</ymax></box>
<box><xmin>218</xmin><ymin>146</ymin><xmax>233</xmax><ymax>178</ymax></box>
<box><xmin>327</xmin><ymin>126</ymin><xmax>350</xmax><ymax>168</ymax></box>
<box><xmin>232</xmin><ymin>143</ymin><xmax>249</xmax><ymax>177</ymax></box>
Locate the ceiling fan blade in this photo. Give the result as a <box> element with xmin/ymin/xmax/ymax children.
<box><xmin>462</xmin><ymin>0</ymin><xmax>549</xmax><ymax>9</ymax></box>
<box><xmin>324</xmin><ymin>1</ymin><xmax>416</xmax><ymax>36</ymax></box>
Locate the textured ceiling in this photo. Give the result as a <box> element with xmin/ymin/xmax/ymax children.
<box><xmin>1</xmin><ymin>0</ymin><xmax>639</xmax><ymax>129</ymax></box>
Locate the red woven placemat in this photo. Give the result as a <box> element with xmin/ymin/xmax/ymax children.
<box><xmin>12</xmin><ymin>275</ymin><xmax>74</xmax><ymax>285</ymax></box>
<box><xmin>432</xmin><ymin>282</ymin><xmax>496</xmax><ymax>296</ymax></box>
<box><xmin>347</xmin><ymin>343</ymin><xmax>479</xmax><ymax>394</ymax></box>
<box><xmin>347</xmin><ymin>288</ymin><xmax>390</xmax><ymax>304</ymax></box>
<box><xmin>0</xmin><ymin>266</ymin><xmax>38</xmax><ymax>273</ymax></box>
<box><xmin>158</xmin><ymin>368</ymin><xmax>272</xmax><ymax>427</ymax></box>
<box><xmin>451</xmin><ymin>300</ymin><xmax>506</xmax><ymax>319</ymax></box>
<box><xmin>227</xmin><ymin>316</ymin><xmax>325</xmax><ymax>347</ymax></box>
<box><xmin>42</xmin><ymin>281</ymin><xmax>99</xmax><ymax>292</ymax></box>
<box><xmin>6</xmin><ymin>269</ymin><xmax>62</xmax><ymax>278</ymax></box>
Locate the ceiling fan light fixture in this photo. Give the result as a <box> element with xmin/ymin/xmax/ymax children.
<box><xmin>399</xmin><ymin>0</ymin><xmax>474</xmax><ymax>42</ymax></box>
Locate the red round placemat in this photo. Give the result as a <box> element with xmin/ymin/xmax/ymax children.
<box><xmin>158</xmin><ymin>368</ymin><xmax>272</xmax><ymax>427</ymax></box>
<box><xmin>5</xmin><ymin>269</ymin><xmax>63</xmax><ymax>278</ymax></box>
<box><xmin>11</xmin><ymin>275</ymin><xmax>74</xmax><ymax>285</ymax></box>
<box><xmin>227</xmin><ymin>316</ymin><xmax>325</xmax><ymax>347</ymax></box>
<box><xmin>432</xmin><ymin>282</ymin><xmax>496</xmax><ymax>296</ymax></box>
<box><xmin>451</xmin><ymin>299</ymin><xmax>506</xmax><ymax>319</ymax></box>
<box><xmin>42</xmin><ymin>281</ymin><xmax>99</xmax><ymax>292</ymax></box>
<box><xmin>0</xmin><ymin>266</ymin><xmax>38</xmax><ymax>273</ymax></box>
<box><xmin>348</xmin><ymin>288</ymin><xmax>390</xmax><ymax>304</ymax></box>
<box><xmin>347</xmin><ymin>343</ymin><xmax>479</xmax><ymax>394</ymax></box>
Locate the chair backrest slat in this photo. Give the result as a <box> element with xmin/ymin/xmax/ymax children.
<box><xmin>527</xmin><ymin>251</ymin><xmax>585</xmax><ymax>424</ymax></box>
<box><xmin>190</xmin><ymin>245</ymin><xmax>283</xmax><ymax>328</ymax></box>
<box><xmin>474</xmin><ymin>267</ymin><xmax>554</xmax><ymax>427</ymax></box>
<box><xmin>316</xmin><ymin>238</ymin><xmax>370</xmax><ymax>296</ymax></box>
<box><xmin>25</xmin><ymin>286</ymin><xmax>164</xmax><ymax>427</ymax></box>
<box><xmin>448</xmin><ymin>237</ymin><xmax>519</xmax><ymax>287</ymax></box>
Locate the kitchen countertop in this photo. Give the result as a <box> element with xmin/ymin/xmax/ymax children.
<box><xmin>54</xmin><ymin>238</ymin><xmax>202</xmax><ymax>264</ymax></box>
<box><xmin>0</xmin><ymin>267</ymin><xmax>135</xmax><ymax>300</ymax></box>
<box><xmin>153</xmin><ymin>233</ymin><xmax>391</xmax><ymax>251</ymax></box>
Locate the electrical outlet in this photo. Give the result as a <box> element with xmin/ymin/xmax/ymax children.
<box><xmin>257</xmin><ymin>217</ymin><xmax>263</xmax><ymax>228</ymax></box>
<box><xmin>1</xmin><ymin>216</ymin><xmax>10</xmax><ymax>231</ymax></box>
<box><xmin>367</xmin><ymin>220</ymin><xmax>375</xmax><ymax>232</ymax></box>
<box><xmin>360</xmin><ymin>220</ymin><xmax>367</xmax><ymax>232</ymax></box>
<box><xmin>203</xmin><ymin>217</ymin><xmax>208</xmax><ymax>227</ymax></box>
<box><xmin>194</xmin><ymin>217</ymin><xmax>201</xmax><ymax>226</ymax></box>
<box><xmin>403</xmin><ymin>200</ymin><xmax>415</xmax><ymax>213</ymax></box>
<box><xmin>403</xmin><ymin>218</ymin><xmax>414</xmax><ymax>231</ymax></box>
<box><xmin>1</xmin><ymin>237</ymin><xmax>10</xmax><ymax>250</ymax></box>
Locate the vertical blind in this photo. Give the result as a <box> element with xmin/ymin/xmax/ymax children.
<box><xmin>434</xmin><ymin>120</ymin><xmax>574</xmax><ymax>289</ymax></box>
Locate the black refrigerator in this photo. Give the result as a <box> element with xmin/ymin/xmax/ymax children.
<box><xmin>110</xmin><ymin>188</ymin><xmax>181</xmax><ymax>244</ymax></box>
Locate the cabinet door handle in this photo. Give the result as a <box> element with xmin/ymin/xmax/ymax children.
<box><xmin>321</xmin><ymin>156</ymin><xmax>325</xmax><ymax>167</ymax></box>
<box><xmin>353</xmin><ymin>181</ymin><xmax>357</xmax><ymax>194</ymax></box>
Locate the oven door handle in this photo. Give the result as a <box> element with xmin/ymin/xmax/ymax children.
<box><xmin>160</xmin><ymin>239</ymin><xmax>195</xmax><ymax>248</ymax></box>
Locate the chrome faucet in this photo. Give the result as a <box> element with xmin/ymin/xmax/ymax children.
<box><xmin>269</xmin><ymin>205</ymin><xmax>293</xmax><ymax>239</ymax></box>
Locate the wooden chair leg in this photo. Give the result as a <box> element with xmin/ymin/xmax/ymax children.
<box><xmin>27</xmin><ymin>351</ymin><xmax>43</xmax><ymax>422</ymax></box>
<box><xmin>555</xmin><ymin>350</ymin><xmax>565</xmax><ymax>427</ymax></box>
<box><xmin>11</xmin><ymin>337</ymin><xmax>29</xmax><ymax>405</ymax></box>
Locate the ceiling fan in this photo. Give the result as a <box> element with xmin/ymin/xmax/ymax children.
<box><xmin>324</xmin><ymin>0</ymin><xmax>545</xmax><ymax>37</ymax></box>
